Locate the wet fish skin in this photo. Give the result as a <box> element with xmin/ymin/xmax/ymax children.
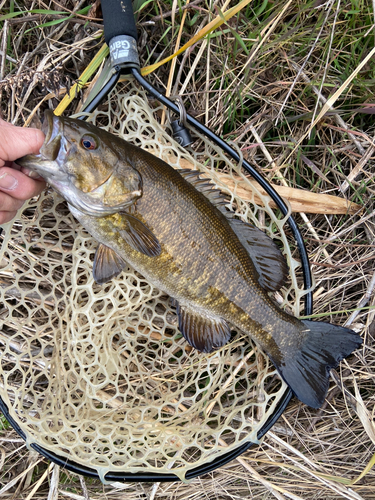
<box><xmin>18</xmin><ymin>110</ymin><xmax>362</xmax><ymax>408</ymax></box>
<box><xmin>19</xmin><ymin>110</ymin><xmax>143</xmax><ymax>217</ymax></box>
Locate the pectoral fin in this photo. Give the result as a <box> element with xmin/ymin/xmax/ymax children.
<box><xmin>93</xmin><ymin>244</ymin><xmax>127</xmax><ymax>284</ymax></box>
<box><xmin>176</xmin><ymin>302</ymin><xmax>231</xmax><ymax>353</ymax></box>
<box><xmin>119</xmin><ymin>214</ymin><xmax>161</xmax><ymax>257</ymax></box>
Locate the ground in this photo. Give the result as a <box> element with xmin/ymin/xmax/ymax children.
<box><xmin>0</xmin><ymin>1</ymin><xmax>374</xmax><ymax>499</ymax></box>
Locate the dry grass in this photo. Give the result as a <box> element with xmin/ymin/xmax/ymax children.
<box><xmin>0</xmin><ymin>0</ymin><xmax>374</xmax><ymax>499</ymax></box>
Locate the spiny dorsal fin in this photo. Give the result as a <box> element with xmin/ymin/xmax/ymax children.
<box><xmin>93</xmin><ymin>244</ymin><xmax>127</xmax><ymax>284</ymax></box>
<box><xmin>179</xmin><ymin>169</ymin><xmax>232</xmax><ymax>217</ymax></box>
<box><xmin>230</xmin><ymin>219</ymin><xmax>288</xmax><ymax>292</ymax></box>
<box><xmin>119</xmin><ymin>213</ymin><xmax>161</xmax><ymax>258</ymax></box>
<box><xmin>176</xmin><ymin>302</ymin><xmax>231</xmax><ymax>353</ymax></box>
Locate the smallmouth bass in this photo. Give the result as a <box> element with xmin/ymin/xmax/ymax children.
<box><xmin>18</xmin><ymin>110</ymin><xmax>362</xmax><ymax>408</ymax></box>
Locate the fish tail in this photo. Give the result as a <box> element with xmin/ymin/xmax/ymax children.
<box><xmin>274</xmin><ymin>320</ymin><xmax>362</xmax><ymax>408</ymax></box>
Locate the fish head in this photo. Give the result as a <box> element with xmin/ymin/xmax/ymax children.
<box><xmin>18</xmin><ymin>110</ymin><xmax>142</xmax><ymax>216</ymax></box>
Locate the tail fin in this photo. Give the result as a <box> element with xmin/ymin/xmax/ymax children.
<box><xmin>275</xmin><ymin>320</ymin><xmax>362</xmax><ymax>408</ymax></box>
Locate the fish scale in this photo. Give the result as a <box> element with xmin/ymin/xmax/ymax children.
<box><xmin>131</xmin><ymin>158</ymin><xmax>266</xmax><ymax>312</ymax></box>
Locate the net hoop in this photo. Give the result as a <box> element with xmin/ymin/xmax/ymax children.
<box><xmin>0</xmin><ymin>82</ymin><xmax>312</xmax><ymax>482</ymax></box>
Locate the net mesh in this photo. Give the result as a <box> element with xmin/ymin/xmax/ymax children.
<box><xmin>0</xmin><ymin>81</ymin><xmax>309</xmax><ymax>482</ymax></box>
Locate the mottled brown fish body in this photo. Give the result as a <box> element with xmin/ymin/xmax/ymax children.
<box><xmin>71</xmin><ymin>143</ymin><xmax>294</xmax><ymax>362</ymax></box>
<box><xmin>18</xmin><ymin>111</ymin><xmax>362</xmax><ymax>408</ymax></box>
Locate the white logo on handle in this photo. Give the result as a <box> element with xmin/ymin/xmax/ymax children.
<box><xmin>111</xmin><ymin>40</ymin><xmax>131</xmax><ymax>61</ymax></box>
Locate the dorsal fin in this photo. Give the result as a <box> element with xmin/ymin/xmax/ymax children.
<box><xmin>179</xmin><ymin>169</ymin><xmax>232</xmax><ymax>217</ymax></box>
<box><xmin>230</xmin><ymin>219</ymin><xmax>289</xmax><ymax>292</ymax></box>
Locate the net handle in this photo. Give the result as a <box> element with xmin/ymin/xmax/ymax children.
<box><xmin>101</xmin><ymin>0</ymin><xmax>138</xmax><ymax>44</ymax></box>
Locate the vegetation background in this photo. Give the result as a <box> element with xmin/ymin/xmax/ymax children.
<box><xmin>0</xmin><ymin>0</ymin><xmax>374</xmax><ymax>498</ymax></box>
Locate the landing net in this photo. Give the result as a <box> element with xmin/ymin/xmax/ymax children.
<box><xmin>0</xmin><ymin>81</ymin><xmax>308</xmax><ymax>482</ymax></box>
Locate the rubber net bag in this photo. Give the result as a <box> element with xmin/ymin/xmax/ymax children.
<box><xmin>0</xmin><ymin>81</ymin><xmax>307</xmax><ymax>482</ymax></box>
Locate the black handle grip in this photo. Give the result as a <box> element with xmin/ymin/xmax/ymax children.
<box><xmin>101</xmin><ymin>0</ymin><xmax>138</xmax><ymax>45</ymax></box>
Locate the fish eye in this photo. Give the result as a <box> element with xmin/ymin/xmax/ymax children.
<box><xmin>81</xmin><ymin>134</ymin><xmax>98</xmax><ymax>150</ymax></box>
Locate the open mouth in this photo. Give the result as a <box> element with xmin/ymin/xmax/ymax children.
<box><xmin>16</xmin><ymin>111</ymin><xmax>65</xmax><ymax>178</ymax></box>
<box><xmin>40</xmin><ymin>110</ymin><xmax>62</xmax><ymax>161</ymax></box>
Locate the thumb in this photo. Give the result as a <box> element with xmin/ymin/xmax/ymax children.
<box><xmin>0</xmin><ymin>120</ymin><xmax>45</xmax><ymax>164</ymax></box>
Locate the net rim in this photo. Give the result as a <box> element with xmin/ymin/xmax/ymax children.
<box><xmin>0</xmin><ymin>387</ymin><xmax>293</xmax><ymax>482</ymax></box>
<box><xmin>0</xmin><ymin>82</ymin><xmax>313</xmax><ymax>481</ymax></box>
<box><xmin>0</xmin><ymin>168</ymin><xmax>307</xmax><ymax>481</ymax></box>
<box><xmin>0</xmin><ymin>163</ymin><xmax>310</xmax><ymax>482</ymax></box>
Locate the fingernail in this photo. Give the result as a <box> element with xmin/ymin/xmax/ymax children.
<box><xmin>24</xmin><ymin>169</ymin><xmax>41</xmax><ymax>179</ymax></box>
<box><xmin>28</xmin><ymin>171</ymin><xmax>41</xmax><ymax>179</ymax></box>
<box><xmin>0</xmin><ymin>173</ymin><xmax>18</xmax><ymax>190</ymax></box>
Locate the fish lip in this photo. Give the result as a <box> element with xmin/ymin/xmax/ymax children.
<box><xmin>17</xmin><ymin>111</ymin><xmax>65</xmax><ymax>178</ymax></box>
<box><xmin>40</xmin><ymin>110</ymin><xmax>62</xmax><ymax>160</ymax></box>
<box><xmin>41</xmin><ymin>109</ymin><xmax>55</xmax><ymax>143</ymax></box>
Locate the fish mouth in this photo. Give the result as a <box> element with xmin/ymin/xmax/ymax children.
<box><xmin>39</xmin><ymin>109</ymin><xmax>63</xmax><ymax>162</ymax></box>
<box><xmin>41</xmin><ymin>109</ymin><xmax>56</xmax><ymax>142</ymax></box>
<box><xmin>17</xmin><ymin>110</ymin><xmax>65</xmax><ymax>179</ymax></box>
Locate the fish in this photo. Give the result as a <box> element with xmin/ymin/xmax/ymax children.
<box><xmin>18</xmin><ymin>110</ymin><xmax>362</xmax><ymax>409</ymax></box>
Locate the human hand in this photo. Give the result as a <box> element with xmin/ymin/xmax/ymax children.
<box><xmin>0</xmin><ymin>119</ymin><xmax>45</xmax><ymax>225</ymax></box>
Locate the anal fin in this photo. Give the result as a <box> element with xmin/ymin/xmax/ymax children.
<box><xmin>176</xmin><ymin>302</ymin><xmax>231</xmax><ymax>353</ymax></box>
<box><xmin>93</xmin><ymin>243</ymin><xmax>127</xmax><ymax>284</ymax></box>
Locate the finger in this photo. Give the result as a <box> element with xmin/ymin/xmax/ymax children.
<box><xmin>1</xmin><ymin>162</ymin><xmax>44</xmax><ymax>179</ymax></box>
<box><xmin>0</xmin><ymin>210</ymin><xmax>18</xmax><ymax>225</ymax></box>
<box><xmin>0</xmin><ymin>118</ymin><xmax>14</xmax><ymax>127</ymax></box>
<box><xmin>0</xmin><ymin>123</ymin><xmax>45</xmax><ymax>165</ymax></box>
<box><xmin>0</xmin><ymin>191</ymin><xmax>24</xmax><ymax>212</ymax></box>
<box><xmin>0</xmin><ymin>167</ymin><xmax>46</xmax><ymax>201</ymax></box>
